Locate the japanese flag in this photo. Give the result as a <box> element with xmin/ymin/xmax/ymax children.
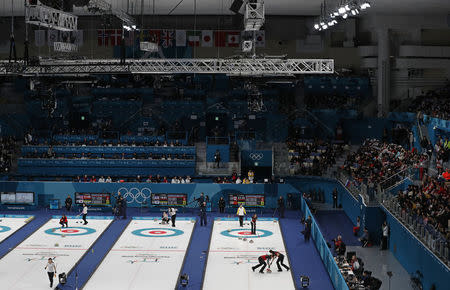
<box><xmin>255</xmin><ymin>31</ymin><xmax>265</xmax><ymax>47</ymax></box>
<box><xmin>201</xmin><ymin>30</ymin><xmax>213</xmax><ymax>47</ymax></box>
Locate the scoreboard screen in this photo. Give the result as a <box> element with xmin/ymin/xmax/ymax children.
<box><xmin>151</xmin><ymin>194</ymin><xmax>187</xmax><ymax>206</ymax></box>
<box><xmin>228</xmin><ymin>194</ymin><xmax>265</xmax><ymax>207</ymax></box>
<box><xmin>75</xmin><ymin>192</ymin><xmax>111</xmax><ymax>206</ymax></box>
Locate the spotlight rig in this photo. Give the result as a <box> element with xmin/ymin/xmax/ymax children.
<box><xmin>314</xmin><ymin>1</ymin><xmax>371</xmax><ymax>31</ymax></box>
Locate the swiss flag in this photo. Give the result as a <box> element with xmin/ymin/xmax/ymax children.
<box><xmin>227</xmin><ymin>32</ymin><xmax>240</xmax><ymax>47</ymax></box>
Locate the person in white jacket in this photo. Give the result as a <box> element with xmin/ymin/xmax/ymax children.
<box><xmin>236</xmin><ymin>204</ymin><xmax>246</xmax><ymax>227</ymax></box>
<box><xmin>82</xmin><ymin>203</ymin><xmax>88</xmax><ymax>225</ymax></box>
<box><xmin>169</xmin><ymin>207</ymin><xmax>177</xmax><ymax>227</ymax></box>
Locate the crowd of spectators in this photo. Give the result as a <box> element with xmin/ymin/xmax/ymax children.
<box><xmin>343</xmin><ymin>139</ymin><xmax>429</xmax><ymax>184</ymax></box>
<box><xmin>407</xmin><ymin>87</ymin><xmax>450</xmax><ymax>121</ymax></box>
<box><xmin>23</xmin><ymin>149</ymin><xmax>195</xmax><ymax>161</ymax></box>
<box><xmin>73</xmin><ymin>174</ymin><xmax>192</xmax><ymax>184</ymax></box>
<box><xmin>0</xmin><ymin>137</ymin><xmax>16</xmax><ymax>173</ymax></box>
<box><xmin>287</xmin><ymin>139</ymin><xmax>345</xmax><ymax>176</ymax></box>
<box><xmin>396</xmin><ymin>175</ymin><xmax>449</xmax><ymax>244</ymax></box>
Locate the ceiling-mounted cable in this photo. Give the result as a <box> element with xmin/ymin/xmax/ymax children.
<box><xmin>168</xmin><ymin>0</ymin><xmax>185</xmax><ymax>15</ymax></box>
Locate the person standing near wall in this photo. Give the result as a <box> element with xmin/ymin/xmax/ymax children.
<box><xmin>200</xmin><ymin>202</ymin><xmax>207</xmax><ymax>226</ymax></box>
<box><xmin>353</xmin><ymin>216</ymin><xmax>361</xmax><ymax>236</ymax></box>
<box><xmin>277</xmin><ymin>196</ymin><xmax>285</xmax><ymax>218</ymax></box>
<box><xmin>65</xmin><ymin>195</ymin><xmax>72</xmax><ymax>212</ymax></box>
<box><xmin>82</xmin><ymin>203</ymin><xmax>88</xmax><ymax>225</ymax></box>
<box><xmin>44</xmin><ymin>258</ymin><xmax>57</xmax><ymax>288</ymax></box>
<box><xmin>236</xmin><ymin>204</ymin><xmax>246</xmax><ymax>227</ymax></box>
<box><xmin>303</xmin><ymin>216</ymin><xmax>312</xmax><ymax>242</ymax></box>
<box><xmin>169</xmin><ymin>207</ymin><xmax>177</xmax><ymax>227</ymax></box>
<box><xmin>251</xmin><ymin>214</ymin><xmax>257</xmax><ymax>234</ymax></box>
<box><xmin>381</xmin><ymin>221</ymin><xmax>389</xmax><ymax>250</ymax></box>
<box><xmin>218</xmin><ymin>197</ymin><xmax>226</xmax><ymax>213</ymax></box>
<box><xmin>332</xmin><ymin>188</ymin><xmax>338</xmax><ymax>208</ymax></box>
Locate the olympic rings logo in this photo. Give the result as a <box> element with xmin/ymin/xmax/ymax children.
<box><xmin>117</xmin><ymin>187</ymin><xmax>152</xmax><ymax>204</ymax></box>
<box><xmin>249</xmin><ymin>153</ymin><xmax>263</xmax><ymax>160</ymax></box>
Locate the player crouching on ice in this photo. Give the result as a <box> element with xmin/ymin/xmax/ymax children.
<box><xmin>59</xmin><ymin>214</ymin><xmax>68</xmax><ymax>228</ymax></box>
<box><xmin>252</xmin><ymin>254</ymin><xmax>272</xmax><ymax>274</ymax></box>
<box><xmin>269</xmin><ymin>250</ymin><xmax>290</xmax><ymax>272</ymax></box>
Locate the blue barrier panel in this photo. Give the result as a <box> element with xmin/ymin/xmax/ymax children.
<box><xmin>381</xmin><ymin>207</ymin><xmax>450</xmax><ymax>290</ymax></box>
<box><xmin>300</xmin><ymin>196</ymin><xmax>349</xmax><ymax>290</ymax></box>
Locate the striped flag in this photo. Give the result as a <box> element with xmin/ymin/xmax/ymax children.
<box><xmin>187</xmin><ymin>30</ymin><xmax>201</xmax><ymax>47</ymax></box>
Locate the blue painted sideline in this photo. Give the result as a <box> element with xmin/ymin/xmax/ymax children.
<box><xmin>280</xmin><ymin>211</ymin><xmax>334</xmax><ymax>290</ymax></box>
<box><xmin>62</xmin><ymin>218</ymin><xmax>132</xmax><ymax>289</ymax></box>
<box><xmin>0</xmin><ymin>215</ymin><xmax>50</xmax><ymax>259</ymax></box>
<box><xmin>300</xmin><ymin>197</ymin><xmax>349</xmax><ymax>290</ymax></box>
<box><xmin>57</xmin><ymin>219</ymin><xmax>116</xmax><ymax>289</ymax></box>
<box><xmin>278</xmin><ymin>217</ymin><xmax>298</xmax><ymax>289</ymax></box>
<box><xmin>177</xmin><ymin>213</ymin><xmax>214</xmax><ymax>290</ymax></box>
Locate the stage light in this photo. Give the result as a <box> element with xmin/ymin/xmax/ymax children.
<box><xmin>343</xmin><ymin>13</ymin><xmax>348</xmax><ymax>19</ymax></box>
<box><xmin>351</xmin><ymin>9</ymin><xmax>359</xmax><ymax>15</ymax></box>
<box><xmin>338</xmin><ymin>7</ymin><xmax>346</xmax><ymax>14</ymax></box>
<box><xmin>334</xmin><ymin>11</ymin><xmax>339</xmax><ymax>16</ymax></box>
<box><xmin>322</xmin><ymin>24</ymin><xmax>328</xmax><ymax>29</ymax></box>
<box><xmin>330</xmin><ymin>13</ymin><xmax>335</xmax><ymax>18</ymax></box>
<box><xmin>314</xmin><ymin>23</ymin><xmax>320</xmax><ymax>30</ymax></box>
<box><xmin>360</xmin><ymin>2</ymin><xmax>371</xmax><ymax>9</ymax></box>
<box><xmin>345</xmin><ymin>4</ymin><xmax>350</xmax><ymax>11</ymax></box>
<box><xmin>131</xmin><ymin>25</ymin><xmax>136</xmax><ymax>29</ymax></box>
<box><xmin>320</xmin><ymin>21</ymin><xmax>325</xmax><ymax>26</ymax></box>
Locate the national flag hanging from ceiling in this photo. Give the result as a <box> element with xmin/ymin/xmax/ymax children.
<box><xmin>161</xmin><ymin>30</ymin><xmax>175</xmax><ymax>48</ymax></box>
<box><xmin>187</xmin><ymin>30</ymin><xmax>201</xmax><ymax>47</ymax></box>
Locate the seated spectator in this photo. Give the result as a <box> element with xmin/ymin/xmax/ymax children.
<box><xmin>236</xmin><ymin>176</ymin><xmax>242</xmax><ymax>184</ymax></box>
<box><xmin>98</xmin><ymin>176</ymin><xmax>105</xmax><ymax>183</ymax></box>
<box><xmin>359</xmin><ymin>227</ymin><xmax>370</xmax><ymax>247</ymax></box>
<box><xmin>350</xmin><ymin>254</ymin><xmax>363</xmax><ymax>277</ymax></box>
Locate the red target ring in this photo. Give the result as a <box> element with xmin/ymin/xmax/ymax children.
<box><xmin>148</xmin><ymin>230</ymin><xmax>167</xmax><ymax>235</ymax></box>
<box><xmin>62</xmin><ymin>229</ymin><xmax>79</xmax><ymax>233</ymax></box>
<box><xmin>237</xmin><ymin>231</ymin><xmax>253</xmax><ymax>235</ymax></box>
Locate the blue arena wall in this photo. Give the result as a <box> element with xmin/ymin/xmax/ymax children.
<box><xmin>382</xmin><ymin>207</ymin><xmax>450</xmax><ymax>290</ymax></box>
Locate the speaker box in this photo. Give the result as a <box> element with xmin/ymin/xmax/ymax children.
<box><xmin>229</xmin><ymin>0</ymin><xmax>244</xmax><ymax>14</ymax></box>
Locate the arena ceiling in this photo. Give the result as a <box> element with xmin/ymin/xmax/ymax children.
<box><xmin>1</xmin><ymin>0</ymin><xmax>449</xmax><ymax>16</ymax></box>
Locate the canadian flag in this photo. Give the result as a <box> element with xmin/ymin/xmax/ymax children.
<box><xmin>227</xmin><ymin>32</ymin><xmax>240</xmax><ymax>47</ymax></box>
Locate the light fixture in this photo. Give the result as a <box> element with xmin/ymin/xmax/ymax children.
<box><xmin>314</xmin><ymin>23</ymin><xmax>320</xmax><ymax>30</ymax></box>
<box><xmin>345</xmin><ymin>4</ymin><xmax>350</xmax><ymax>11</ymax></box>
<box><xmin>360</xmin><ymin>2</ymin><xmax>371</xmax><ymax>9</ymax></box>
<box><xmin>320</xmin><ymin>21</ymin><xmax>325</xmax><ymax>26</ymax></box>
<box><xmin>338</xmin><ymin>7</ymin><xmax>346</xmax><ymax>14</ymax></box>
<box><xmin>333</xmin><ymin>11</ymin><xmax>339</xmax><ymax>16</ymax></box>
<box><xmin>343</xmin><ymin>13</ymin><xmax>348</xmax><ymax>19</ymax></box>
<box><xmin>322</xmin><ymin>24</ymin><xmax>328</xmax><ymax>29</ymax></box>
<box><xmin>351</xmin><ymin>9</ymin><xmax>359</xmax><ymax>15</ymax></box>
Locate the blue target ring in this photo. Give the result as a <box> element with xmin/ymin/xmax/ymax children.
<box><xmin>45</xmin><ymin>227</ymin><xmax>96</xmax><ymax>236</ymax></box>
<box><xmin>132</xmin><ymin>228</ymin><xmax>184</xmax><ymax>237</ymax></box>
<box><xmin>220</xmin><ymin>229</ymin><xmax>273</xmax><ymax>238</ymax></box>
<box><xmin>0</xmin><ymin>226</ymin><xmax>11</xmax><ymax>233</ymax></box>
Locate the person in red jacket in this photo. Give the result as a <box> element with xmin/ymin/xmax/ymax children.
<box><xmin>59</xmin><ymin>214</ymin><xmax>68</xmax><ymax>228</ymax></box>
<box><xmin>251</xmin><ymin>254</ymin><xmax>272</xmax><ymax>273</ymax></box>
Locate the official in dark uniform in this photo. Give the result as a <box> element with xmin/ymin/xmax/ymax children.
<box><xmin>269</xmin><ymin>250</ymin><xmax>290</xmax><ymax>272</ymax></box>
<box><xmin>200</xmin><ymin>202</ymin><xmax>207</xmax><ymax>226</ymax></box>
<box><xmin>277</xmin><ymin>196</ymin><xmax>285</xmax><ymax>218</ymax></box>
<box><xmin>197</xmin><ymin>193</ymin><xmax>205</xmax><ymax>207</ymax></box>
<box><xmin>332</xmin><ymin>188</ymin><xmax>338</xmax><ymax>208</ymax></box>
<box><xmin>218</xmin><ymin>197</ymin><xmax>226</xmax><ymax>213</ymax></box>
<box><xmin>65</xmin><ymin>195</ymin><xmax>72</xmax><ymax>212</ymax></box>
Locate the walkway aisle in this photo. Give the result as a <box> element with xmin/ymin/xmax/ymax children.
<box><xmin>176</xmin><ymin>214</ymin><xmax>213</xmax><ymax>290</ymax></box>
<box><xmin>59</xmin><ymin>218</ymin><xmax>130</xmax><ymax>290</ymax></box>
<box><xmin>279</xmin><ymin>211</ymin><xmax>334</xmax><ymax>290</ymax></box>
